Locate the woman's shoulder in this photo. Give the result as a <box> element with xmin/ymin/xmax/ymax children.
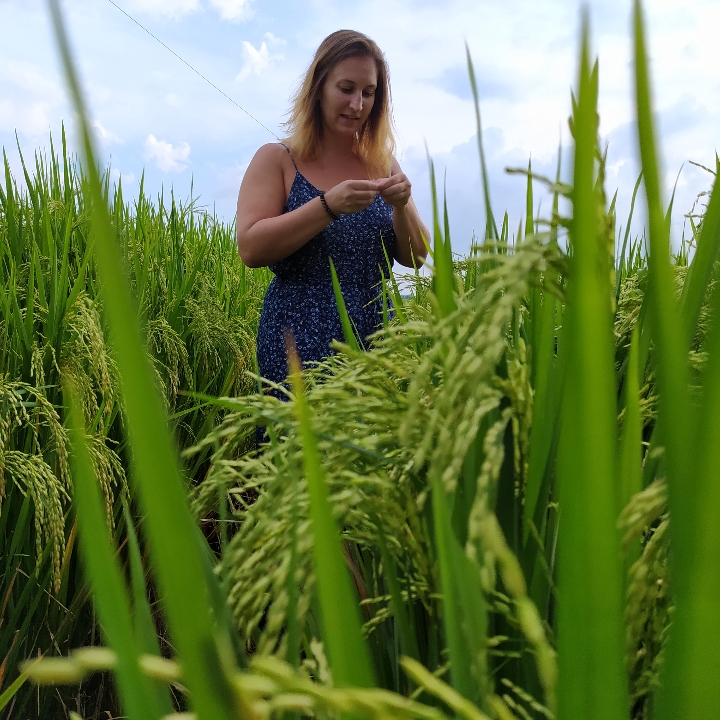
<box><xmin>251</xmin><ymin>142</ymin><xmax>292</xmax><ymax>165</ymax></box>
<box><xmin>244</xmin><ymin>142</ymin><xmax>297</xmax><ymax>187</ymax></box>
<box><xmin>388</xmin><ymin>154</ymin><xmax>402</xmax><ymax>175</ymax></box>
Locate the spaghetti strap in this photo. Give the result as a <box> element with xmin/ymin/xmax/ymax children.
<box><xmin>278</xmin><ymin>142</ymin><xmax>299</xmax><ymax>172</ymax></box>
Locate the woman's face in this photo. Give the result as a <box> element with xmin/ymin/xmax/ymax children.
<box><xmin>320</xmin><ymin>55</ymin><xmax>378</xmax><ymax>138</ymax></box>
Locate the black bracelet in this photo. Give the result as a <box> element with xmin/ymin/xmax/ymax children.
<box><xmin>319</xmin><ymin>191</ymin><xmax>340</xmax><ymax>221</ymax></box>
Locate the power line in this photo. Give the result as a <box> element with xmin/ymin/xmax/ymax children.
<box><xmin>106</xmin><ymin>0</ymin><xmax>279</xmax><ymax>139</ymax></box>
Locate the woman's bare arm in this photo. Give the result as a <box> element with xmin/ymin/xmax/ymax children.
<box><xmin>236</xmin><ymin>144</ymin><xmax>380</xmax><ymax>268</ymax></box>
<box><xmin>236</xmin><ymin>144</ymin><xmax>330</xmax><ymax>268</ymax></box>
<box><xmin>377</xmin><ymin>157</ymin><xmax>429</xmax><ymax>268</ymax></box>
<box><xmin>392</xmin><ymin>197</ymin><xmax>429</xmax><ymax>268</ymax></box>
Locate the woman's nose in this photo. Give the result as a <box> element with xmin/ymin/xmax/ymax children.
<box><xmin>349</xmin><ymin>91</ymin><xmax>363</xmax><ymax>112</ymax></box>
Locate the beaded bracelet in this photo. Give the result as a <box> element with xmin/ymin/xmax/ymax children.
<box><xmin>319</xmin><ymin>191</ymin><xmax>340</xmax><ymax>221</ymax></box>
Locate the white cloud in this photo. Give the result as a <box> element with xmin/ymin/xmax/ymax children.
<box><xmin>110</xmin><ymin>168</ymin><xmax>136</xmax><ymax>186</ymax></box>
<box><xmin>233</xmin><ymin>33</ymin><xmax>285</xmax><ymax>83</ymax></box>
<box><xmin>235</xmin><ymin>40</ymin><xmax>271</xmax><ymax>82</ymax></box>
<box><xmin>92</xmin><ymin>120</ymin><xmax>122</xmax><ymax>145</ymax></box>
<box><xmin>0</xmin><ymin>98</ymin><xmax>51</xmax><ymax>139</ymax></box>
<box><xmin>264</xmin><ymin>32</ymin><xmax>287</xmax><ymax>47</ymax></box>
<box><xmin>208</xmin><ymin>0</ymin><xmax>253</xmax><ymax>22</ymax></box>
<box><xmin>214</xmin><ymin>161</ymin><xmax>249</xmax><ymax>200</ymax></box>
<box><xmin>0</xmin><ymin>58</ymin><xmax>64</xmax><ymax>139</ymax></box>
<box><xmin>144</xmin><ymin>135</ymin><xmax>190</xmax><ymax>173</ymax></box>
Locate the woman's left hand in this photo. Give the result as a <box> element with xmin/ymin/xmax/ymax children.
<box><xmin>376</xmin><ymin>172</ymin><xmax>411</xmax><ymax>209</ymax></box>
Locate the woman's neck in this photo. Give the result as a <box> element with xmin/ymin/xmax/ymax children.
<box><xmin>318</xmin><ymin>131</ymin><xmax>357</xmax><ymax>161</ymax></box>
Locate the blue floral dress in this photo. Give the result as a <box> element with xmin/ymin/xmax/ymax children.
<box><xmin>256</xmin><ymin>144</ymin><xmax>396</xmax><ymax>386</ymax></box>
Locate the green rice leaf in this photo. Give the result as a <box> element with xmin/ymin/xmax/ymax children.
<box><xmin>633</xmin><ymin>6</ymin><xmax>698</xmax><ymax>717</ymax></box>
<box><xmin>523</xmin><ymin>262</ymin><xmax>558</xmax><ymax>542</ymax></box>
<box><xmin>634</xmin><ymin>6</ymin><xmax>714</xmax><ymax>715</ymax></box>
<box><xmin>466</xmin><ymin>44</ymin><xmax>498</xmax><ymax>241</ymax></box>
<box><xmin>524</xmin><ymin>159</ymin><xmax>534</xmax><ymax>240</ymax></box>
<box><xmin>47</xmin><ymin>2</ymin><xmax>239</xmax><ymax>717</ymax></box>
<box><xmin>556</xmin><ymin>17</ymin><xmax>628</xmax><ymax>720</ymax></box>
<box><xmin>65</xmin><ymin>387</ymin><xmax>165</xmax><ymax>720</ymax></box>
<box><xmin>0</xmin><ymin>664</ymin><xmax>32</xmax><ymax>712</ymax></box>
<box><xmin>286</xmin><ymin>337</ymin><xmax>375</xmax><ymax>688</ymax></box>
<box><xmin>431</xmin><ymin>473</ymin><xmax>487</xmax><ymax>707</ymax></box>
<box><xmin>381</xmin><ymin>240</ymin><xmax>407</xmax><ymax>324</ymax></box>
<box><xmin>617</xmin><ymin>328</ymin><xmax>643</xmax><ymax>518</ymax></box>
<box><xmin>285</xmin><ymin>464</ymin><xmax>301</xmax><ymax>669</ymax></box>
<box><xmin>123</xmin><ymin>503</ymin><xmax>175</xmax><ymax>714</ymax></box>
<box><xmin>617</xmin><ymin>328</ymin><xmax>643</xmax><ymax>584</ymax></box>
<box><xmin>376</xmin><ymin>525</ymin><xmax>420</xmax><ymax>664</ymax></box>
<box><xmin>679</xmin><ymin>169</ymin><xmax>720</xmax><ymax>346</ymax></box>
<box><xmin>329</xmin><ymin>257</ymin><xmax>361</xmax><ymax>351</ymax></box>
<box><xmin>615</xmin><ymin>172</ymin><xmax>643</xmax><ymax>304</ymax></box>
<box><xmin>428</xmin><ymin>156</ymin><xmax>456</xmax><ymax>318</ymax></box>
<box><xmin>669</xmin><ymin>211</ymin><xmax>720</xmax><ymax>716</ymax></box>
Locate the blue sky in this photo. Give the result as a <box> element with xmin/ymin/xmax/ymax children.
<box><xmin>1</xmin><ymin>0</ymin><xmax>718</xmax><ymax>255</ymax></box>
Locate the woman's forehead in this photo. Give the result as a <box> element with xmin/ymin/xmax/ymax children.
<box><xmin>329</xmin><ymin>56</ymin><xmax>378</xmax><ymax>85</ymax></box>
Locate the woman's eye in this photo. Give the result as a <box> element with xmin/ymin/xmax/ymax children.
<box><xmin>363</xmin><ymin>91</ymin><xmax>375</xmax><ymax>98</ymax></box>
<box><xmin>340</xmin><ymin>87</ymin><xmax>353</xmax><ymax>94</ymax></box>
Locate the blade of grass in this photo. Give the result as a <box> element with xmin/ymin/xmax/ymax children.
<box><xmin>47</xmin><ymin>3</ymin><xmax>238</xmax><ymax>717</ymax></box>
<box><xmin>633</xmin><ymin>3</ymin><xmax>703</xmax><ymax>717</ymax></box>
<box><xmin>285</xmin><ymin>459</ymin><xmax>300</xmax><ymax>670</ymax></box>
<box><xmin>523</xmin><ymin>148</ymin><xmax>563</xmax><ymax>544</ymax></box>
<box><xmin>123</xmin><ymin>503</ymin><xmax>175</xmax><ymax>714</ymax></box>
<box><xmin>380</xmin><ymin>267</ymin><xmax>389</xmax><ymax>329</ymax></box>
<box><xmin>443</xmin><ymin>172</ymin><xmax>453</xmax><ymax>275</ymax></box>
<box><xmin>0</xmin><ymin>661</ymin><xmax>35</xmax><ymax>712</ymax></box>
<box><xmin>522</xmin><ymin>263</ymin><xmax>558</xmax><ymax>543</ymax></box>
<box><xmin>615</xmin><ymin>172</ymin><xmax>643</xmax><ymax>304</ymax></box>
<box><xmin>380</xmin><ymin>239</ymin><xmax>407</xmax><ymax>324</ymax></box>
<box><xmin>65</xmin><ymin>387</ymin><xmax>165</xmax><ymax>720</ymax></box>
<box><xmin>669</xmin><ymin>213</ymin><xmax>720</xmax><ymax>716</ymax></box>
<box><xmin>427</xmin><ymin>156</ymin><xmax>456</xmax><ymax>318</ymax></box>
<box><xmin>376</xmin><ymin>525</ymin><xmax>420</xmax><ymax>664</ymax></box>
<box><xmin>466</xmin><ymin>44</ymin><xmax>498</xmax><ymax>241</ymax></box>
<box><xmin>286</xmin><ymin>334</ymin><xmax>374</xmax><ymax>688</ymax></box>
<box><xmin>617</xmin><ymin>327</ymin><xmax>643</xmax><ymax>584</ymax></box>
<box><xmin>431</xmin><ymin>471</ymin><xmax>487</xmax><ymax>708</ymax></box>
<box><xmin>525</xmin><ymin>159</ymin><xmax>534</xmax><ymax>239</ymax></box>
<box><xmin>679</xmin><ymin>167</ymin><xmax>720</xmax><ymax>346</ymax></box>
<box><xmin>556</xmin><ymin>17</ymin><xmax>628</xmax><ymax>720</ymax></box>
<box><xmin>123</xmin><ymin>505</ymin><xmax>161</xmax><ymax>658</ymax></box>
<box><xmin>329</xmin><ymin>257</ymin><xmax>360</xmax><ymax>351</ymax></box>
<box><xmin>617</xmin><ymin>327</ymin><xmax>643</xmax><ymax>518</ymax></box>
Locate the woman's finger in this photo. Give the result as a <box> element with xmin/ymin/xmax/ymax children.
<box><xmin>377</xmin><ymin>175</ymin><xmax>406</xmax><ymax>192</ymax></box>
<box><xmin>355</xmin><ymin>191</ymin><xmax>378</xmax><ymax>204</ymax></box>
<box><xmin>348</xmin><ymin>179</ymin><xmax>380</xmax><ymax>192</ymax></box>
<box><xmin>381</xmin><ymin>186</ymin><xmax>410</xmax><ymax>202</ymax></box>
<box><xmin>375</xmin><ymin>178</ymin><xmax>395</xmax><ymax>192</ymax></box>
<box><xmin>382</xmin><ymin>182</ymin><xmax>409</xmax><ymax>194</ymax></box>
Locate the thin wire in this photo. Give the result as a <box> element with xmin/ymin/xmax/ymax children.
<box><xmin>106</xmin><ymin>0</ymin><xmax>279</xmax><ymax>139</ymax></box>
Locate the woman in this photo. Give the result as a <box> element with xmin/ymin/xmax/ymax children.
<box><xmin>236</xmin><ymin>29</ymin><xmax>429</xmax><ymax>389</ymax></box>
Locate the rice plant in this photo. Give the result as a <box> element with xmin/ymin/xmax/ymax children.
<box><xmin>0</xmin><ymin>114</ymin><xmax>271</xmax><ymax>720</ymax></box>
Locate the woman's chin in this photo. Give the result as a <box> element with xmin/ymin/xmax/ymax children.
<box><xmin>326</xmin><ymin>124</ymin><xmax>360</xmax><ymax>139</ymax></box>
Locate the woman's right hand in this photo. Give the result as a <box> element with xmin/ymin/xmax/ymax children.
<box><xmin>323</xmin><ymin>179</ymin><xmax>379</xmax><ymax>216</ymax></box>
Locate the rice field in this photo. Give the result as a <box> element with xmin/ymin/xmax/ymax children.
<box><xmin>2</xmin><ymin>1</ymin><xmax>720</xmax><ymax>719</ymax></box>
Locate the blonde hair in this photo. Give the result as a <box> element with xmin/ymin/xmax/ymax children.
<box><xmin>283</xmin><ymin>30</ymin><xmax>395</xmax><ymax>179</ymax></box>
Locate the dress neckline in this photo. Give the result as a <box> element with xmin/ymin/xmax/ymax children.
<box><xmin>280</xmin><ymin>141</ymin><xmax>381</xmax><ymax>197</ymax></box>
<box><xmin>293</xmin><ymin>169</ymin><xmax>322</xmax><ymax>193</ymax></box>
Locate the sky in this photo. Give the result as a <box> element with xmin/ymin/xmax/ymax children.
<box><xmin>1</xmin><ymin>0</ymin><xmax>719</xmax><ymax>256</ymax></box>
